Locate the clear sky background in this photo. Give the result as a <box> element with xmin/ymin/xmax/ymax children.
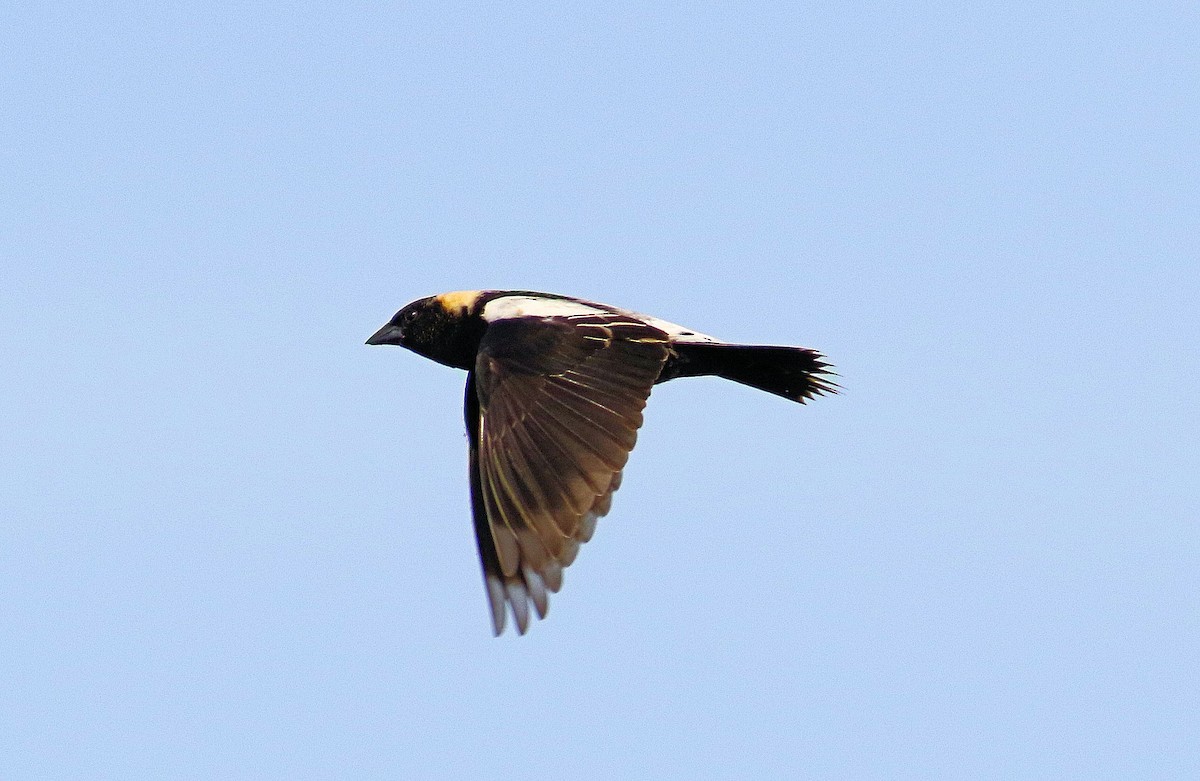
<box><xmin>3</xmin><ymin>3</ymin><xmax>1197</xmax><ymax>779</ymax></box>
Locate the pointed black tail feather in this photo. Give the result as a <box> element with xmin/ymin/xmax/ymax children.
<box><xmin>662</xmin><ymin>342</ymin><xmax>839</xmax><ymax>403</ymax></box>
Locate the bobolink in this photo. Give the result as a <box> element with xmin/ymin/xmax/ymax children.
<box><xmin>367</xmin><ymin>290</ymin><xmax>837</xmax><ymax>635</ymax></box>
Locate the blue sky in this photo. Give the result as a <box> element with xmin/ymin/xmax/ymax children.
<box><xmin>3</xmin><ymin>3</ymin><xmax>1197</xmax><ymax>778</ymax></box>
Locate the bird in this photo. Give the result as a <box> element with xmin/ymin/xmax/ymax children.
<box><xmin>366</xmin><ymin>290</ymin><xmax>837</xmax><ymax>635</ymax></box>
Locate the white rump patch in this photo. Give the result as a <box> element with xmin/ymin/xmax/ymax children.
<box><xmin>628</xmin><ymin>312</ymin><xmax>720</xmax><ymax>344</ymax></box>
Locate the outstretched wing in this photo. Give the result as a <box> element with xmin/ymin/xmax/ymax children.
<box><xmin>464</xmin><ymin>313</ymin><xmax>669</xmax><ymax>635</ymax></box>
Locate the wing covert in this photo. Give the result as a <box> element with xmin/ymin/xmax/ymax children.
<box><xmin>467</xmin><ymin>313</ymin><xmax>669</xmax><ymax>634</ymax></box>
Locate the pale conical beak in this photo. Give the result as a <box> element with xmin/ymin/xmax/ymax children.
<box><xmin>366</xmin><ymin>324</ymin><xmax>404</xmax><ymax>346</ymax></box>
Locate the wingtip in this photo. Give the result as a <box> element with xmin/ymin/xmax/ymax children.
<box><xmin>507</xmin><ymin>580</ymin><xmax>531</xmax><ymax>634</ymax></box>
<box><xmin>485</xmin><ymin>575</ymin><xmax>507</xmax><ymax>636</ymax></box>
<box><xmin>523</xmin><ymin>568</ymin><xmax>550</xmax><ymax>619</ymax></box>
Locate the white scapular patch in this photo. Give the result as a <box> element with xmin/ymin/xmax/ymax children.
<box><xmin>482</xmin><ymin>293</ymin><xmax>724</xmax><ymax>344</ymax></box>
<box><xmin>481</xmin><ymin>295</ymin><xmax>610</xmax><ymax>321</ymax></box>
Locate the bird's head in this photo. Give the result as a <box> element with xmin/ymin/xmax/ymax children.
<box><xmin>366</xmin><ymin>291</ymin><xmax>487</xmax><ymax>370</ymax></box>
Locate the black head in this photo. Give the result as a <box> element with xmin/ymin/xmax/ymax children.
<box><xmin>366</xmin><ymin>292</ymin><xmax>487</xmax><ymax>370</ymax></box>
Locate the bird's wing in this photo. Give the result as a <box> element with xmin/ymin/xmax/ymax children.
<box><xmin>465</xmin><ymin>313</ymin><xmax>669</xmax><ymax>635</ymax></box>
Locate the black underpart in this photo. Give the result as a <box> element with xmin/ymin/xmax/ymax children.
<box><xmin>463</xmin><ymin>372</ymin><xmax>504</xmax><ymax>609</ymax></box>
<box><xmin>659</xmin><ymin>342</ymin><xmax>839</xmax><ymax>403</ymax></box>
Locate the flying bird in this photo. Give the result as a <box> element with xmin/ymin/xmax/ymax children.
<box><xmin>367</xmin><ymin>290</ymin><xmax>837</xmax><ymax>635</ymax></box>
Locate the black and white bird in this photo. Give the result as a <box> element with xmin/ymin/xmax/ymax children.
<box><xmin>367</xmin><ymin>290</ymin><xmax>837</xmax><ymax>635</ymax></box>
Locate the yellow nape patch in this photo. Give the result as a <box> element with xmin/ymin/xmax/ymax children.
<box><xmin>435</xmin><ymin>290</ymin><xmax>483</xmax><ymax>313</ymax></box>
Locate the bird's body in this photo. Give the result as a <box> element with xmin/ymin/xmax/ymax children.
<box><xmin>367</xmin><ymin>290</ymin><xmax>836</xmax><ymax>635</ymax></box>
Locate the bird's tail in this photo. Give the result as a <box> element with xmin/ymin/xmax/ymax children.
<box><xmin>665</xmin><ymin>342</ymin><xmax>839</xmax><ymax>403</ymax></box>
